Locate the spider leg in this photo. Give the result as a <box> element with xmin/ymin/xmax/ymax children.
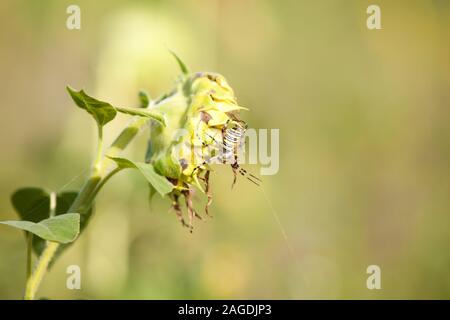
<box><xmin>171</xmin><ymin>193</ymin><xmax>188</xmax><ymax>228</ymax></box>
<box><xmin>231</xmin><ymin>161</ymin><xmax>262</xmax><ymax>187</ymax></box>
<box><xmin>183</xmin><ymin>189</ymin><xmax>201</xmax><ymax>233</ymax></box>
<box><xmin>204</xmin><ymin>170</ymin><xmax>213</xmax><ymax>217</ymax></box>
<box><xmin>231</xmin><ymin>161</ymin><xmax>238</xmax><ymax>188</ymax></box>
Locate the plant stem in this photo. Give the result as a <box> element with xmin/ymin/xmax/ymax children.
<box><xmin>26</xmin><ymin>232</ymin><xmax>32</xmax><ymax>281</ymax></box>
<box><xmin>89</xmin><ymin>167</ymin><xmax>122</xmax><ymax>202</ymax></box>
<box><xmin>94</xmin><ymin>125</ymin><xmax>103</xmax><ymax>173</ymax></box>
<box><xmin>24</xmin><ymin>241</ymin><xmax>58</xmax><ymax>300</ymax></box>
<box><xmin>23</xmin><ymin>108</ymin><xmax>155</xmax><ymax>300</ymax></box>
<box><xmin>49</xmin><ymin>192</ymin><xmax>57</xmax><ymax>217</ymax></box>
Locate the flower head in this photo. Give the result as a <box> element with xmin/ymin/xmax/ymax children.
<box><xmin>147</xmin><ymin>71</ymin><xmax>253</xmax><ymax>230</ymax></box>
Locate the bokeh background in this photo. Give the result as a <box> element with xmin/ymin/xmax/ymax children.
<box><xmin>1</xmin><ymin>0</ymin><xmax>450</xmax><ymax>299</ymax></box>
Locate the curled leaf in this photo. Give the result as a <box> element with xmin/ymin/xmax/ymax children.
<box><xmin>115</xmin><ymin>106</ymin><xmax>166</xmax><ymax>126</ymax></box>
<box><xmin>109</xmin><ymin>157</ymin><xmax>174</xmax><ymax>196</ymax></box>
<box><xmin>169</xmin><ymin>50</ymin><xmax>189</xmax><ymax>75</ymax></box>
<box><xmin>66</xmin><ymin>86</ymin><xmax>117</xmax><ymax>127</ymax></box>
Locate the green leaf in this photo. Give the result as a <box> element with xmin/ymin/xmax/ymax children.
<box><xmin>50</xmin><ymin>192</ymin><xmax>95</xmax><ymax>267</ymax></box>
<box><xmin>11</xmin><ymin>188</ymin><xmax>50</xmax><ymax>223</ymax></box>
<box><xmin>66</xmin><ymin>86</ymin><xmax>117</xmax><ymax>127</ymax></box>
<box><xmin>54</xmin><ymin>192</ymin><xmax>93</xmax><ymax>244</ymax></box>
<box><xmin>144</xmin><ymin>139</ymin><xmax>153</xmax><ymax>163</ymax></box>
<box><xmin>10</xmin><ymin>188</ymin><xmax>94</xmax><ymax>259</ymax></box>
<box><xmin>139</xmin><ymin>91</ymin><xmax>150</xmax><ymax>108</ymax></box>
<box><xmin>0</xmin><ymin>213</ymin><xmax>80</xmax><ymax>244</ymax></box>
<box><xmin>114</xmin><ymin>106</ymin><xmax>166</xmax><ymax>126</ymax></box>
<box><xmin>109</xmin><ymin>157</ymin><xmax>174</xmax><ymax>196</ymax></box>
<box><xmin>169</xmin><ymin>50</ymin><xmax>189</xmax><ymax>75</ymax></box>
<box><xmin>66</xmin><ymin>87</ymin><xmax>167</xmax><ymax>126</ymax></box>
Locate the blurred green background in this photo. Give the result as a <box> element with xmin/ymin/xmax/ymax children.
<box><xmin>1</xmin><ymin>0</ymin><xmax>450</xmax><ymax>299</ymax></box>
